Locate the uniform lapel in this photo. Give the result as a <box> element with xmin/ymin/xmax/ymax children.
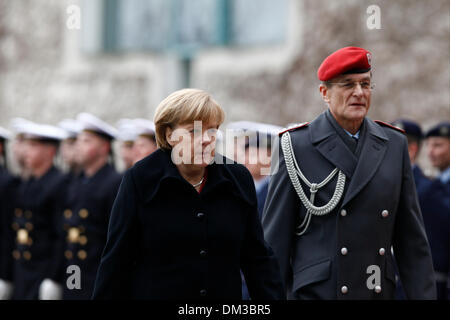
<box><xmin>341</xmin><ymin>118</ymin><xmax>388</xmax><ymax>207</ymax></box>
<box><xmin>309</xmin><ymin>112</ymin><xmax>358</xmax><ymax>179</ymax></box>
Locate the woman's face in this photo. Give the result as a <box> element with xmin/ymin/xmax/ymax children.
<box><xmin>168</xmin><ymin>120</ymin><xmax>219</xmax><ymax>167</ymax></box>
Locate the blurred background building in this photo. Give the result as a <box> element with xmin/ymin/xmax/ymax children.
<box><xmin>0</xmin><ymin>0</ymin><xmax>449</xmax><ymax>173</ymax></box>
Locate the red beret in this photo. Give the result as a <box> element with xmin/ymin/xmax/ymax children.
<box><xmin>317</xmin><ymin>46</ymin><xmax>372</xmax><ymax>81</ymax></box>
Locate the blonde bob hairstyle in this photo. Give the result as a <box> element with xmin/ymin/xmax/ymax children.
<box><xmin>153</xmin><ymin>88</ymin><xmax>225</xmax><ymax>150</ymax></box>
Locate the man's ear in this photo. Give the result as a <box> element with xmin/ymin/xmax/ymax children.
<box><xmin>319</xmin><ymin>84</ymin><xmax>330</xmax><ymax>104</ymax></box>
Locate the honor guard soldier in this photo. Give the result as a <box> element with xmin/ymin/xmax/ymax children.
<box><xmin>58</xmin><ymin>119</ymin><xmax>83</xmax><ymax>178</ymax></box>
<box><xmin>262</xmin><ymin>47</ymin><xmax>436</xmax><ymax>299</ymax></box>
<box><xmin>0</xmin><ymin>127</ymin><xmax>20</xmax><ymax>300</ymax></box>
<box><xmin>391</xmin><ymin>119</ymin><xmax>430</xmax><ymax>194</ymax></box>
<box><xmin>226</xmin><ymin>121</ymin><xmax>282</xmax><ymax>300</ymax></box>
<box><xmin>226</xmin><ymin>121</ymin><xmax>282</xmax><ymax>219</ymax></box>
<box><xmin>420</xmin><ymin>122</ymin><xmax>450</xmax><ymax>300</ymax></box>
<box><xmin>61</xmin><ymin>113</ymin><xmax>122</xmax><ymax>300</ymax></box>
<box><xmin>11</xmin><ymin>122</ymin><xmax>69</xmax><ymax>300</ymax></box>
<box><xmin>116</xmin><ymin>119</ymin><xmax>138</xmax><ymax>171</ymax></box>
<box><xmin>390</xmin><ymin>119</ymin><xmax>431</xmax><ymax>299</ymax></box>
<box><xmin>132</xmin><ymin>118</ymin><xmax>158</xmax><ymax>164</ymax></box>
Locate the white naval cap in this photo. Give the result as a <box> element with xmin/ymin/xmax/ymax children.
<box><xmin>0</xmin><ymin>126</ymin><xmax>12</xmax><ymax>140</ymax></box>
<box><xmin>116</xmin><ymin>118</ymin><xmax>138</xmax><ymax>142</ymax></box>
<box><xmin>21</xmin><ymin>122</ymin><xmax>69</xmax><ymax>142</ymax></box>
<box><xmin>10</xmin><ymin>117</ymin><xmax>35</xmax><ymax>135</ymax></box>
<box><xmin>76</xmin><ymin>112</ymin><xmax>118</xmax><ymax>140</ymax></box>
<box><xmin>58</xmin><ymin>119</ymin><xmax>83</xmax><ymax>139</ymax></box>
<box><xmin>133</xmin><ymin>118</ymin><xmax>156</xmax><ymax>136</ymax></box>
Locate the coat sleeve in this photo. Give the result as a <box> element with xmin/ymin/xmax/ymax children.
<box><xmin>261</xmin><ymin>142</ymin><xmax>299</xmax><ymax>295</ymax></box>
<box><xmin>239</xmin><ymin>167</ymin><xmax>286</xmax><ymax>300</ymax></box>
<box><xmin>392</xmin><ymin>137</ymin><xmax>437</xmax><ymax>299</ymax></box>
<box><xmin>92</xmin><ymin>170</ymin><xmax>139</xmax><ymax>299</ymax></box>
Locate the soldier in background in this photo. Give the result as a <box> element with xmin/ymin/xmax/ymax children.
<box><xmin>392</xmin><ymin>119</ymin><xmax>430</xmax><ymax>193</ymax></box>
<box><xmin>390</xmin><ymin>119</ymin><xmax>432</xmax><ymax>299</ymax></box>
<box><xmin>61</xmin><ymin>113</ymin><xmax>122</xmax><ymax>300</ymax></box>
<box><xmin>420</xmin><ymin>122</ymin><xmax>450</xmax><ymax>300</ymax></box>
<box><xmin>226</xmin><ymin>121</ymin><xmax>281</xmax><ymax>300</ymax></box>
<box><xmin>0</xmin><ymin>127</ymin><xmax>19</xmax><ymax>300</ymax></box>
<box><xmin>132</xmin><ymin>118</ymin><xmax>158</xmax><ymax>164</ymax></box>
<box><xmin>116</xmin><ymin>119</ymin><xmax>138</xmax><ymax>171</ymax></box>
<box><xmin>10</xmin><ymin>118</ymin><xmax>35</xmax><ymax>180</ymax></box>
<box><xmin>58</xmin><ymin>119</ymin><xmax>83</xmax><ymax>178</ymax></box>
<box><xmin>10</xmin><ymin>122</ymin><xmax>68</xmax><ymax>300</ymax></box>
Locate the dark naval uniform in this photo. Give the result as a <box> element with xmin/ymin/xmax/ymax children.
<box><xmin>262</xmin><ymin>110</ymin><xmax>436</xmax><ymax>299</ymax></box>
<box><xmin>62</xmin><ymin>163</ymin><xmax>121</xmax><ymax>300</ymax></box>
<box><xmin>420</xmin><ymin>175</ymin><xmax>450</xmax><ymax>300</ymax></box>
<box><xmin>11</xmin><ymin>167</ymin><xmax>67</xmax><ymax>300</ymax></box>
<box><xmin>0</xmin><ymin>167</ymin><xmax>19</xmax><ymax>284</ymax></box>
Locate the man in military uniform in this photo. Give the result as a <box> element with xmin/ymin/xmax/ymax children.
<box><xmin>10</xmin><ymin>122</ymin><xmax>68</xmax><ymax>300</ymax></box>
<box><xmin>420</xmin><ymin>122</ymin><xmax>450</xmax><ymax>300</ymax></box>
<box><xmin>0</xmin><ymin>127</ymin><xmax>19</xmax><ymax>300</ymax></box>
<box><xmin>391</xmin><ymin>119</ymin><xmax>430</xmax><ymax>194</ymax></box>
<box><xmin>262</xmin><ymin>46</ymin><xmax>436</xmax><ymax>299</ymax></box>
<box><xmin>58</xmin><ymin>119</ymin><xmax>83</xmax><ymax>178</ymax></box>
<box><xmin>61</xmin><ymin>113</ymin><xmax>122</xmax><ymax>300</ymax></box>
<box><xmin>116</xmin><ymin>118</ymin><xmax>138</xmax><ymax>171</ymax></box>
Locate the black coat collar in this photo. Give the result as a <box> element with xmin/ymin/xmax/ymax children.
<box><xmin>131</xmin><ymin>149</ymin><xmax>255</xmax><ymax>206</ymax></box>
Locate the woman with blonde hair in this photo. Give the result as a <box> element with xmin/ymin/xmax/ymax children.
<box><xmin>92</xmin><ymin>89</ymin><xmax>285</xmax><ymax>300</ymax></box>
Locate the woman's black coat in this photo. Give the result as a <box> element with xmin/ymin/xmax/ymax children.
<box><xmin>92</xmin><ymin>149</ymin><xmax>285</xmax><ymax>300</ymax></box>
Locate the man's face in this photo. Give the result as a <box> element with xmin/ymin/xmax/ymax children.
<box><xmin>426</xmin><ymin>137</ymin><xmax>450</xmax><ymax>171</ymax></box>
<box><xmin>133</xmin><ymin>136</ymin><xmax>157</xmax><ymax>163</ymax></box>
<box><xmin>320</xmin><ymin>72</ymin><xmax>372</xmax><ymax>124</ymax></box>
<box><xmin>61</xmin><ymin>138</ymin><xmax>78</xmax><ymax>167</ymax></box>
<box><xmin>120</xmin><ymin>142</ymin><xmax>135</xmax><ymax>169</ymax></box>
<box><xmin>76</xmin><ymin>131</ymin><xmax>109</xmax><ymax>167</ymax></box>
<box><xmin>23</xmin><ymin>140</ymin><xmax>56</xmax><ymax>171</ymax></box>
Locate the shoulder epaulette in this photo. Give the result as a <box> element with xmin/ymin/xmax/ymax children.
<box><xmin>374</xmin><ymin>120</ymin><xmax>405</xmax><ymax>134</ymax></box>
<box><xmin>279</xmin><ymin>122</ymin><xmax>309</xmax><ymax>136</ymax></box>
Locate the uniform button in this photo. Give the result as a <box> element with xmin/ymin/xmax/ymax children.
<box><xmin>340</xmin><ymin>209</ymin><xmax>347</xmax><ymax>217</ymax></box>
<box><xmin>197</xmin><ymin>212</ymin><xmax>205</xmax><ymax>219</ymax></box>
<box><xmin>79</xmin><ymin>236</ymin><xmax>88</xmax><ymax>246</ymax></box>
<box><xmin>375</xmin><ymin>286</ymin><xmax>382</xmax><ymax>293</ymax></box>
<box><xmin>200</xmin><ymin>289</ymin><xmax>207</xmax><ymax>297</ymax></box>
<box><xmin>64</xmin><ymin>209</ymin><xmax>72</xmax><ymax>219</ymax></box>
<box><xmin>79</xmin><ymin>209</ymin><xmax>89</xmax><ymax>219</ymax></box>
<box><xmin>200</xmin><ymin>250</ymin><xmax>207</xmax><ymax>257</ymax></box>
<box><xmin>381</xmin><ymin>210</ymin><xmax>389</xmax><ymax>218</ymax></box>
<box><xmin>12</xmin><ymin>250</ymin><xmax>20</xmax><ymax>260</ymax></box>
<box><xmin>379</xmin><ymin>248</ymin><xmax>385</xmax><ymax>256</ymax></box>
<box><xmin>65</xmin><ymin>250</ymin><xmax>73</xmax><ymax>260</ymax></box>
<box><xmin>25</xmin><ymin>222</ymin><xmax>33</xmax><ymax>231</ymax></box>
<box><xmin>341</xmin><ymin>247</ymin><xmax>348</xmax><ymax>255</ymax></box>
<box><xmin>17</xmin><ymin>229</ymin><xmax>29</xmax><ymax>245</ymax></box>
<box><xmin>27</xmin><ymin>238</ymin><xmax>33</xmax><ymax>246</ymax></box>
<box><xmin>341</xmin><ymin>286</ymin><xmax>348</xmax><ymax>294</ymax></box>
<box><xmin>11</xmin><ymin>222</ymin><xmax>19</xmax><ymax>231</ymax></box>
<box><xmin>78</xmin><ymin>250</ymin><xmax>87</xmax><ymax>260</ymax></box>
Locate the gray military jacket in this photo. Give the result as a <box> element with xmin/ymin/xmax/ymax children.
<box><xmin>262</xmin><ymin>110</ymin><xmax>436</xmax><ymax>300</ymax></box>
